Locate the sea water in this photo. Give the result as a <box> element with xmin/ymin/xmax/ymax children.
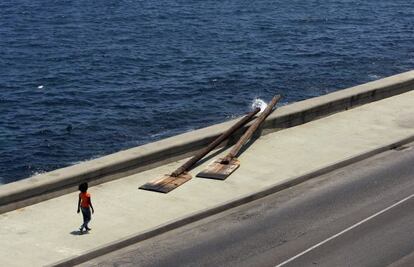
<box><xmin>0</xmin><ymin>0</ymin><xmax>413</xmax><ymax>183</ymax></box>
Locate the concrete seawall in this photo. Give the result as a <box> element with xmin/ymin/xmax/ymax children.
<box><xmin>1</xmin><ymin>80</ymin><xmax>414</xmax><ymax>267</ymax></box>
<box><xmin>1</xmin><ymin>70</ymin><xmax>414</xmax><ymax>214</ymax></box>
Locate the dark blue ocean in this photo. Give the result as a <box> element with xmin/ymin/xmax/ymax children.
<box><xmin>1</xmin><ymin>0</ymin><xmax>413</xmax><ymax>184</ymax></box>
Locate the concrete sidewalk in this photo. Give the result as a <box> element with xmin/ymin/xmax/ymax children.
<box><xmin>1</xmin><ymin>90</ymin><xmax>414</xmax><ymax>267</ymax></box>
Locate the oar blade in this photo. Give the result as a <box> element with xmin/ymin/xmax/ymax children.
<box><xmin>196</xmin><ymin>158</ymin><xmax>240</xmax><ymax>180</ymax></box>
<box><xmin>139</xmin><ymin>173</ymin><xmax>192</xmax><ymax>193</ymax></box>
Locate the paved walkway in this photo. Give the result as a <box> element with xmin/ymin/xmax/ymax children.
<box><xmin>1</xmin><ymin>91</ymin><xmax>414</xmax><ymax>267</ymax></box>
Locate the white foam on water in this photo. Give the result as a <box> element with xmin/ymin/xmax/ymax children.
<box><xmin>70</xmin><ymin>154</ymin><xmax>103</xmax><ymax>166</ymax></box>
<box><xmin>251</xmin><ymin>98</ymin><xmax>268</xmax><ymax>113</ymax></box>
<box><xmin>368</xmin><ymin>74</ymin><xmax>381</xmax><ymax>80</ymax></box>
<box><xmin>29</xmin><ymin>170</ymin><xmax>46</xmax><ymax>178</ymax></box>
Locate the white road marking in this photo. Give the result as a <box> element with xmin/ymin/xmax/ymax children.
<box><xmin>275</xmin><ymin>192</ymin><xmax>414</xmax><ymax>267</ymax></box>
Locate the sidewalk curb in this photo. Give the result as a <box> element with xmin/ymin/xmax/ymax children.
<box><xmin>50</xmin><ymin>134</ymin><xmax>414</xmax><ymax>267</ymax></box>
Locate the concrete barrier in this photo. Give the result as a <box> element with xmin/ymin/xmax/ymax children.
<box><xmin>1</xmin><ymin>70</ymin><xmax>414</xmax><ymax>214</ymax></box>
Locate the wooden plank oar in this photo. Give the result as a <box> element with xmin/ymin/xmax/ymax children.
<box><xmin>197</xmin><ymin>95</ymin><xmax>282</xmax><ymax>180</ymax></box>
<box><xmin>139</xmin><ymin>107</ymin><xmax>261</xmax><ymax>193</ymax></box>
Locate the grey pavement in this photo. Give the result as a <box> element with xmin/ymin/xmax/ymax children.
<box><xmin>81</xmin><ymin>142</ymin><xmax>414</xmax><ymax>267</ymax></box>
<box><xmin>0</xmin><ymin>90</ymin><xmax>414</xmax><ymax>266</ymax></box>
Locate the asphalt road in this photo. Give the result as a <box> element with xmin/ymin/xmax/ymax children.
<box><xmin>80</xmin><ymin>142</ymin><xmax>414</xmax><ymax>267</ymax></box>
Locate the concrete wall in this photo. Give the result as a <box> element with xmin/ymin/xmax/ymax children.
<box><xmin>1</xmin><ymin>70</ymin><xmax>414</xmax><ymax>214</ymax></box>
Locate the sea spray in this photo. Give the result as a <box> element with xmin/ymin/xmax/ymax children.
<box><xmin>251</xmin><ymin>98</ymin><xmax>268</xmax><ymax>113</ymax></box>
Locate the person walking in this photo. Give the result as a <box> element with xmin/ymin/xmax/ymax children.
<box><xmin>77</xmin><ymin>182</ymin><xmax>94</xmax><ymax>233</ymax></box>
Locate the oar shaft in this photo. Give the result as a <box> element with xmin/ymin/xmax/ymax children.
<box><xmin>222</xmin><ymin>95</ymin><xmax>282</xmax><ymax>163</ymax></box>
<box><xmin>171</xmin><ymin>107</ymin><xmax>260</xmax><ymax>177</ymax></box>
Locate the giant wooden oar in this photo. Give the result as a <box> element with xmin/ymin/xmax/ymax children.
<box><xmin>139</xmin><ymin>107</ymin><xmax>261</xmax><ymax>193</ymax></box>
<box><xmin>197</xmin><ymin>95</ymin><xmax>282</xmax><ymax>180</ymax></box>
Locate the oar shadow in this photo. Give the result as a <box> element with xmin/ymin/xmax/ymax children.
<box><xmin>191</xmin><ymin>145</ymin><xmax>229</xmax><ymax>169</ymax></box>
<box><xmin>234</xmin><ymin>127</ymin><xmax>263</xmax><ymax>158</ymax></box>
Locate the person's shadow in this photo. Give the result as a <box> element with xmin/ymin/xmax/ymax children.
<box><xmin>70</xmin><ymin>230</ymin><xmax>89</xmax><ymax>235</ymax></box>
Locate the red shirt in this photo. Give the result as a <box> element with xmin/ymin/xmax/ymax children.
<box><xmin>79</xmin><ymin>192</ymin><xmax>91</xmax><ymax>208</ymax></box>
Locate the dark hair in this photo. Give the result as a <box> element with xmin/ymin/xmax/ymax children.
<box><xmin>78</xmin><ymin>182</ymin><xmax>88</xmax><ymax>193</ymax></box>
